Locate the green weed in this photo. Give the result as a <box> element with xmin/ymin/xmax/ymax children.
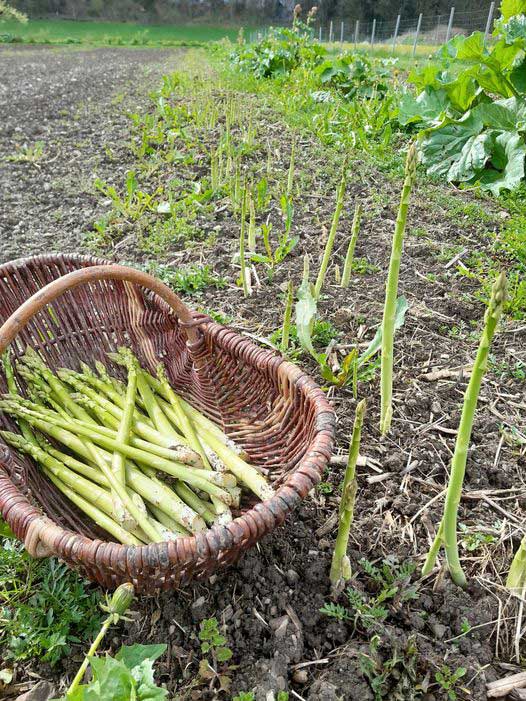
<box><xmin>140</xmin><ymin>262</ymin><xmax>226</xmax><ymax>296</ymax></box>
<box><xmin>359</xmin><ymin>634</ymin><xmax>421</xmax><ymax>701</ymax></box>
<box><xmin>320</xmin><ymin>558</ymin><xmax>418</xmax><ymax>632</ymax></box>
<box><xmin>199</xmin><ymin>617</ymin><xmax>233</xmax><ymax>664</ymax></box>
<box><xmin>5</xmin><ymin>141</ymin><xmax>44</xmax><ymax>163</ymax></box>
<box><xmin>316</xmin><ymin>481</ymin><xmax>334</xmax><ymax>495</ymax></box>
<box><xmin>351</xmin><ymin>257</ymin><xmax>380</xmax><ymax>275</ymax></box>
<box><xmin>269</xmin><ymin>319</ymin><xmax>339</xmax><ymax>360</ymax></box>
<box><xmin>94</xmin><ymin>171</ymin><xmax>160</xmax><ymax>221</ymax></box>
<box><xmin>0</xmin><ymin>536</ymin><xmax>102</xmax><ymax>665</ymax></box>
<box><xmin>459</xmin><ymin>525</ymin><xmax>496</xmax><ymax>552</ymax></box>
<box><xmin>435</xmin><ymin>665</ymin><xmax>467</xmax><ymax>700</ymax></box>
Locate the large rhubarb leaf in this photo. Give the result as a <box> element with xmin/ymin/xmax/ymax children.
<box><xmin>472</xmin><ymin>96</ymin><xmax>526</xmax><ymax>129</ymax></box>
<box><xmin>511</xmin><ymin>56</ymin><xmax>526</xmax><ymax>91</ymax></box>
<box><xmin>398</xmin><ymin>87</ymin><xmax>452</xmax><ymax>126</ymax></box>
<box><xmin>476</xmin><ymin>131</ymin><xmax>526</xmax><ymax>194</ymax></box>
<box><xmin>500</xmin><ymin>14</ymin><xmax>526</xmax><ymax>42</ymax></box>
<box><xmin>420</xmin><ymin>111</ymin><xmax>484</xmax><ymax>178</ymax></box>
<box><xmin>500</xmin><ymin>0</ymin><xmax>526</xmax><ymax>22</ymax></box>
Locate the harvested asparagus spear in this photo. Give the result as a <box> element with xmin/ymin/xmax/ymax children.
<box><xmin>0</xmin><ymin>347</ymin><xmax>274</xmax><ymax>546</ymax></box>
<box><xmin>46</xmin><ymin>471</ymin><xmax>142</xmax><ymax>546</ymax></box>
<box><xmin>156</xmin><ymin>364</ymin><xmax>233</xmax><ymax>523</ymax></box>
<box><xmin>32</xmin><ymin>436</ymin><xmax>205</xmax><ymax>533</ymax></box>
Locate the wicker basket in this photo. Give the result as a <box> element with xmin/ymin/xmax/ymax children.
<box><xmin>0</xmin><ymin>254</ymin><xmax>335</xmax><ymax>592</ymax></box>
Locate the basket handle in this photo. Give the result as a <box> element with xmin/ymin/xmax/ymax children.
<box><xmin>0</xmin><ymin>263</ymin><xmax>203</xmax><ymax>353</ymax></box>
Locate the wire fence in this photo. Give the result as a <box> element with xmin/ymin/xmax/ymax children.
<box><xmin>249</xmin><ymin>2</ymin><xmax>497</xmax><ymax>55</ymax></box>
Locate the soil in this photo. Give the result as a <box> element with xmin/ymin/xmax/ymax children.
<box><xmin>0</xmin><ymin>45</ymin><xmax>179</xmax><ymax>263</ymax></box>
<box><xmin>1</xmin><ymin>45</ymin><xmax>526</xmax><ymax>701</ymax></box>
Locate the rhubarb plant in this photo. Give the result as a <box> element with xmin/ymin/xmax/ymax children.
<box><xmin>399</xmin><ymin>2</ymin><xmax>526</xmax><ymax>194</ymax></box>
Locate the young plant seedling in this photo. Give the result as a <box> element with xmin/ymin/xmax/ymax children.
<box><xmin>197</xmin><ymin>617</ymin><xmax>234</xmax><ymax>692</ymax></box>
<box><xmin>341</xmin><ymin>202</ymin><xmax>363</xmax><ymax>288</ymax></box>
<box><xmin>380</xmin><ymin>143</ymin><xmax>417</xmax><ymax>435</ymax></box>
<box><xmin>7</xmin><ymin>141</ymin><xmax>45</xmax><ymax>164</ymax></box>
<box><xmin>250</xmin><ymin>220</ymin><xmax>298</xmax><ymax>274</ymax></box>
<box><xmin>422</xmin><ymin>272</ymin><xmax>507</xmax><ymax>587</ymax></box>
<box><xmin>330</xmin><ymin>399</ymin><xmax>366</xmax><ymax>595</ymax></box>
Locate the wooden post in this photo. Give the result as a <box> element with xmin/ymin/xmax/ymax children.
<box><xmin>370</xmin><ymin>18</ymin><xmax>376</xmax><ymax>46</ymax></box>
<box><xmin>434</xmin><ymin>14</ymin><xmax>441</xmax><ymax>43</ymax></box>
<box><xmin>445</xmin><ymin>6</ymin><xmax>455</xmax><ymax>43</ymax></box>
<box><xmin>392</xmin><ymin>14</ymin><xmax>401</xmax><ymax>53</ymax></box>
<box><xmin>329</xmin><ymin>20</ymin><xmax>333</xmax><ymax>42</ymax></box>
<box><xmin>340</xmin><ymin>20</ymin><xmax>344</xmax><ymax>44</ymax></box>
<box><xmin>319</xmin><ymin>24</ymin><xmax>322</xmax><ymax>41</ymax></box>
<box><xmin>412</xmin><ymin>13</ymin><xmax>423</xmax><ymax>57</ymax></box>
<box><xmin>484</xmin><ymin>1</ymin><xmax>495</xmax><ymax>44</ymax></box>
<box><xmin>354</xmin><ymin>19</ymin><xmax>359</xmax><ymax>46</ymax></box>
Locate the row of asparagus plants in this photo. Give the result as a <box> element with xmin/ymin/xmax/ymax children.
<box><xmin>1</xmin><ymin>347</ymin><xmax>273</xmax><ymax>546</ymax></box>
<box><xmin>219</xmin><ymin>122</ymin><xmax>517</xmax><ymax>593</ymax></box>
<box><xmin>318</xmin><ymin>144</ymin><xmax>516</xmax><ymax>593</ymax></box>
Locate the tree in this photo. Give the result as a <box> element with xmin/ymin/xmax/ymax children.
<box><xmin>0</xmin><ymin>1</ymin><xmax>28</xmax><ymax>20</ymax></box>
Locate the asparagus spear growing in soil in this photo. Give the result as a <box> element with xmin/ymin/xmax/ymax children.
<box><xmin>341</xmin><ymin>202</ymin><xmax>362</xmax><ymax>289</ymax></box>
<box><xmin>422</xmin><ymin>272</ymin><xmax>507</xmax><ymax>587</ymax></box>
<box><xmin>239</xmin><ymin>187</ymin><xmax>250</xmax><ymax>298</ymax></box>
<box><xmin>281</xmin><ymin>280</ymin><xmax>294</xmax><ymax>354</ymax></box>
<box><xmin>314</xmin><ymin>167</ymin><xmax>346</xmax><ymax>299</ymax></box>
<box><xmin>330</xmin><ymin>400</ymin><xmax>366</xmax><ymax>594</ymax></box>
<box><xmin>379</xmin><ymin>143</ymin><xmax>417</xmax><ymax>436</ymax></box>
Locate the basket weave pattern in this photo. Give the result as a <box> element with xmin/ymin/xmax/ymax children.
<box><xmin>0</xmin><ymin>254</ymin><xmax>335</xmax><ymax>592</ymax></box>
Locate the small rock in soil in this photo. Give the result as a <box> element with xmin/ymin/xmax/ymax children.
<box><xmin>16</xmin><ymin>681</ymin><xmax>55</xmax><ymax>701</ymax></box>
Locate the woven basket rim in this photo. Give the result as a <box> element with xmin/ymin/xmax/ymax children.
<box><xmin>0</xmin><ymin>253</ymin><xmax>336</xmax><ymax>581</ymax></box>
